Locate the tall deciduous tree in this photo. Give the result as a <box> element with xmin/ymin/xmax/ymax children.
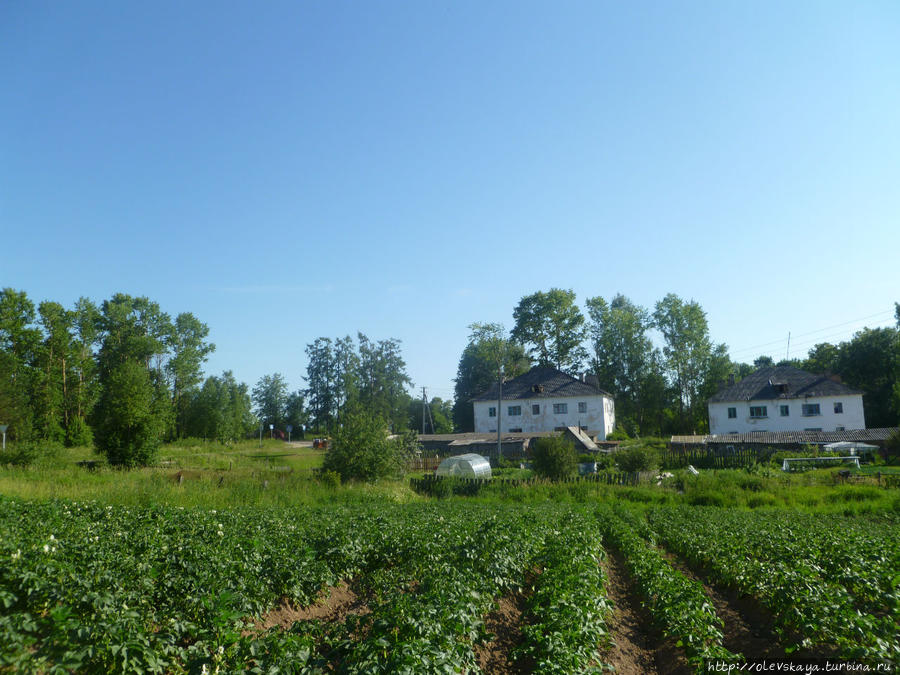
<box><xmin>166</xmin><ymin>312</ymin><xmax>215</xmax><ymax>438</ymax></box>
<box><xmin>357</xmin><ymin>334</ymin><xmax>412</xmax><ymax>432</ymax></box>
<box><xmin>0</xmin><ymin>289</ymin><xmax>40</xmax><ymax>441</ymax></box>
<box><xmin>511</xmin><ymin>289</ymin><xmax>587</xmax><ymax>374</ymax></box>
<box><xmin>585</xmin><ymin>294</ymin><xmax>654</xmax><ymax>432</ymax></box>
<box><xmin>304</xmin><ymin>337</ymin><xmax>337</xmax><ymax>431</ymax></box>
<box><xmin>652</xmin><ymin>293</ymin><xmax>727</xmax><ymax>433</ymax></box>
<box><xmin>252</xmin><ymin>373</ymin><xmax>289</xmax><ymax>431</ymax></box>
<box><xmin>452</xmin><ymin>323</ymin><xmax>530</xmax><ymax>432</ymax></box>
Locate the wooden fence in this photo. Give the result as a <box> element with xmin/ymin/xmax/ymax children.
<box><xmin>661</xmin><ymin>445</ymin><xmax>772</xmax><ymax>469</ymax></box>
<box><xmin>409</xmin><ymin>471</ymin><xmax>639</xmax><ymax>495</ymax></box>
<box><xmin>408</xmin><ymin>456</ymin><xmax>442</xmax><ymax>472</ymax></box>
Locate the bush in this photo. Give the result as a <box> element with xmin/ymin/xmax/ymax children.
<box><xmin>65</xmin><ymin>416</ymin><xmax>94</xmax><ymax>448</ymax></box>
<box><xmin>94</xmin><ymin>361</ymin><xmax>164</xmax><ymax>467</ymax></box>
<box><xmin>615</xmin><ymin>445</ymin><xmax>658</xmax><ymax>473</ymax></box>
<box><xmin>531</xmin><ymin>436</ymin><xmax>577</xmax><ymax>481</ymax></box>
<box><xmin>3</xmin><ymin>440</ymin><xmax>62</xmax><ymax>466</ymax></box>
<box><xmin>607</xmin><ymin>426</ymin><xmax>631</xmax><ymax>441</ymax></box>
<box><xmin>323</xmin><ymin>406</ymin><xmax>413</xmax><ymax>482</ymax></box>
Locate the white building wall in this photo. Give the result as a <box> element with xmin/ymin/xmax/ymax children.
<box><xmin>708</xmin><ymin>395</ymin><xmax>865</xmax><ymax>434</ymax></box>
<box><xmin>474</xmin><ymin>394</ymin><xmax>614</xmax><ymax>439</ymax></box>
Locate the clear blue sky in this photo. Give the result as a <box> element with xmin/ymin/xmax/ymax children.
<box><xmin>2</xmin><ymin>1</ymin><xmax>899</xmax><ymax>400</ymax></box>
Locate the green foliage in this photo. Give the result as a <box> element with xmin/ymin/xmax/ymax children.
<box><xmin>323</xmin><ymin>406</ymin><xmax>412</xmax><ymax>482</ymax></box>
<box><xmin>93</xmin><ymin>361</ymin><xmax>163</xmax><ymax>467</ymax></box>
<box><xmin>607</xmin><ymin>425</ymin><xmax>630</xmax><ymax>441</ymax></box>
<box><xmin>597</xmin><ymin>506</ymin><xmax>737</xmax><ymax>665</ymax></box>
<box><xmin>511</xmin><ymin>288</ymin><xmax>587</xmax><ymax>374</ymax></box>
<box><xmin>2</xmin><ymin>439</ymin><xmax>62</xmax><ymax>466</ymax></box>
<box><xmin>615</xmin><ymin>444</ymin><xmax>659</xmax><ymax>473</ymax></box>
<box><xmin>649</xmin><ymin>506</ymin><xmax>900</xmax><ymax>660</ymax></box>
<box><xmin>64</xmin><ymin>416</ymin><xmax>93</xmax><ymax>448</ymax></box>
<box><xmin>251</xmin><ymin>372</ymin><xmax>288</xmax><ymax>430</ymax></box>
<box><xmin>452</xmin><ymin>322</ymin><xmax>530</xmax><ymax>432</ymax></box>
<box><xmin>652</xmin><ymin>293</ymin><xmax>730</xmax><ymax>433</ymax></box>
<box><xmin>531</xmin><ymin>435</ymin><xmax>577</xmax><ymax>480</ymax></box>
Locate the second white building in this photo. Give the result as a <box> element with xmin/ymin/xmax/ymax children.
<box><xmin>708</xmin><ymin>365</ymin><xmax>865</xmax><ymax>435</ymax></box>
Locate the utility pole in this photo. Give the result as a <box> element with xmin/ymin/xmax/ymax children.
<box><xmin>786</xmin><ymin>332</ymin><xmax>791</xmax><ymax>361</ymax></box>
<box><xmin>422</xmin><ymin>387</ymin><xmax>427</xmax><ymax>435</ymax></box>
<box><xmin>496</xmin><ymin>364</ymin><xmax>504</xmax><ymax>465</ymax></box>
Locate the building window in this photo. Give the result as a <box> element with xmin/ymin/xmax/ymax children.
<box><xmin>804</xmin><ymin>427</ymin><xmax>822</xmax><ymax>432</ymax></box>
<box><xmin>508</xmin><ymin>405</ymin><xmax>521</xmax><ymax>416</ymax></box>
<box><xmin>802</xmin><ymin>403</ymin><xmax>821</xmax><ymax>417</ymax></box>
<box><xmin>836</xmin><ymin>426</ymin><xmax>845</xmax><ymax>431</ymax></box>
<box><xmin>780</xmin><ymin>405</ymin><xmax>789</xmax><ymax>417</ymax></box>
<box><xmin>834</xmin><ymin>402</ymin><xmax>843</xmax><ymax>414</ymax></box>
<box><xmin>578</xmin><ymin>402</ymin><xmax>587</xmax><ymax>413</ymax></box>
<box><xmin>488</xmin><ymin>407</ymin><xmax>496</xmax><ymax>418</ymax></box>
<box><xmin>553</xmin><ymin>403</ymin><xmax>568</xmax><ymax>414</ymax></box>
<box><xmin>727</xmin><ymin>407</ymin><xmax>737</xmax><ymax>419</ymax></box>
<box><xmin>508</xmin><ymin>427</ymin><xmax>522</xmax><ymax>433</ymax></box>
<box><xmin>532</xmin><ymin>404</ymin><xmax>540</xmax><ymax>415</ymax></box>
<box><xmin>749</xmin><ymin>406</ymin><xmax>767</xmax><ymax>418</ymax></box>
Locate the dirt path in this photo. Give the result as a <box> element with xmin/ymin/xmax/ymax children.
<box><xmin>255</xmin><ymin>581</ymin><xmax>370</xmax><ymax>631</ymax></box>
<box><xmin>602</xmin><ymin>553</ymin><xmax>690</xmax><ymax>675</ymax></box>
<box><xmin>657</xmin><ymin>548</ymin><xmax>788</xmax><ymax>660</ymax></box>
<box><xmin>475</xmin><ymin>590</ymin><xmax>532</xmax><ymax>675</ymax></box>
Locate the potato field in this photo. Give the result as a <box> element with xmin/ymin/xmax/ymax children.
<box><xmin>1</xmin><ymin>497</ymin><xmax>898</xmax><ymax>673</ymax></box>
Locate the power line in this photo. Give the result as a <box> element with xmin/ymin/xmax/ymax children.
<box><xmin>728</xmin><ymin>308</ymin><xmax>895</xmax><ymax>359</ymax></box>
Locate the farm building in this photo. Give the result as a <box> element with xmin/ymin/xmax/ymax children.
<box><xmin>708</xmin><ymin>365</ymin><xmax>865</xmax><ymax>435</ymax></box>
<box><xmin>471</xmin><ymin>366</ymin><xmax>615</xmax><ymax>439</ymax></box>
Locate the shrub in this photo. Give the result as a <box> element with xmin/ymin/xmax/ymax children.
<box><xmin>65</xmin><ymin>416</ymin><xmax>94</xmax><ymax>448</ymax></box>
<box><xmin>3</xmin><ymin>440</ymin><xmax>62</xmax><ymax>466</ymax></box>
<box><xmin>531</xmin><ymin>436</ymin><xmax>577</xmax><ymax>481</ymax></box>
<box><xmin>615</xmin><ymin>445</ymin><xmax>658</xmax><ymax>473</ymax></box>
<box><xmin>323</xmin><ymin>405</ymin><xmax>412</xmax><ymax>482</ymax></box>
<box><xmin>607</xmin><ymin>426</ymin><xmax>631</xmax><ymax>441</ymax></box>
<box><xmin>93</xmin><ymin>361</ymin><xmax>164</xmax><ymax>467</ymax></box>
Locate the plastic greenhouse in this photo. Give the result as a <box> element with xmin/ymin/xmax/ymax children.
<box><xmin>435</xmin><ymin>454</ymin><xmax>492</xmax><ymax>479</ymax></box>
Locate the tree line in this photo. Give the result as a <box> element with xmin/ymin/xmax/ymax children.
<box><xmin>0</xmin><ymin>289</ymin><xmax>257</xmax><ymax>464</ymax></box>
<box><xmin>454</xmin><ymin>289</ymin><xmax>900</xmax><ymax>435</ymax></box>
<box><xmin>301</xmin><ymin>334</ymin><xmax>452</xmax><ymax>435</ymax></box>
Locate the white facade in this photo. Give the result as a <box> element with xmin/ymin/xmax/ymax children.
<box><xmin>474</xmin><ymin>394</ymin><xmax>615</xmax><ymax>439</ymax></box>
<box><xmin>708</xmin><ymin>395</ymin><xmax>865</xmax><ymax>435</ymax></box>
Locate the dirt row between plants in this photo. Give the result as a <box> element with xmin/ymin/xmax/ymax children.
<box><xmin>601</xmin><ymin>552</ymin><xmax>691</xmax><ymax>675</ymax></box>
<box><xmin>252</xmin><ymin>580</ymin><xmax>371</xmax><ymax>632</ymax></box>
<box><xmin>475</xmin><ymin>589</ymin><xmax>533</xmax><ymax>675</ymax></box>
<box><xmin>656</xmin><ymin>547</ymin><xmax>788</xmax><ymax>660</ymax></box>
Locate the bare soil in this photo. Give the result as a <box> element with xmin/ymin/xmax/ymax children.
<box><xmin>601</xmin><ymin>552</ymin><xmax>691</xmax><ymax>675</ymax></box>
<box><xmin>475</xmin><ymin>590</ymin><xmax>533</xmax><ymax>675</ymax></box>
<box><xmin>254</xmin><ymin>581</ymin><xmax>370</xmax><ymax>632</ymax></box>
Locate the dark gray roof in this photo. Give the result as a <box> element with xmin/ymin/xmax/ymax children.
<box><xmin>471</xmin><ymin>366</ymin><xmax>610</xmax><ymax>402</ymax></box>
<box><xmin>671</xmin><ymin>427</ymin><xmax>897</xmax><ymax>445</ymax></box>
<box><xmin>708</xmin><ymin>365</ymin><xmax>863</xmax><ymax>403</ymax></box>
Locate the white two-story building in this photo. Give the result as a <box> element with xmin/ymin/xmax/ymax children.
<box><xmin>472</xmin><ymin>366</ymin><xmax>615</xmax><ymax>439</ymax></box>
<box><xmin>708</xmin><ymin>365</ymin><xmax>865</xmax><ymax>435</ymax></box>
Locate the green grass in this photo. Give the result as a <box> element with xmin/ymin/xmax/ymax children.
<box><xmin>2</xmin><ymin>440</ymin><xmax>898</xmax><ymax>513</ymax></box>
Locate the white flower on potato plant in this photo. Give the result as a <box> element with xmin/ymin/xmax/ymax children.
<box><xmin>49</xmin><ymin>535</ymin><xmax>56</xmax><ymax>541</ymax></box>
<box><xmin>43</xmin><ymin>544</ymin><xmax>50</xmax><ymax>553</ymax></box>
<box><xmin>11</xmin><ymin>549</ymin><xmax>21</xmax><ymax>560</ymax></box>
<box><xmin>217</xmin><ymin>645</ymin><xmax>224</xmax><ymax>655</ymax></box>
